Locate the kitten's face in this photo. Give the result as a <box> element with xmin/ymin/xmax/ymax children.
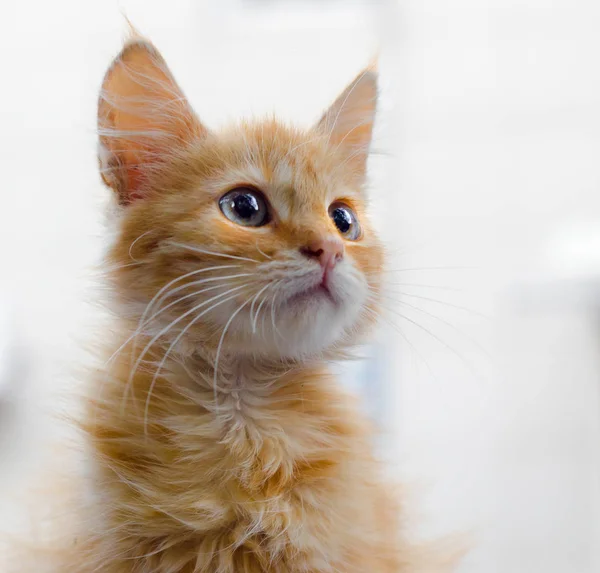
<box><xmin>100</xmin><ymin>39</ymin><xmax>383</xmax><ymax>360</ymax></box>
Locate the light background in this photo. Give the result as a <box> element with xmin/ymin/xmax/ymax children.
<box><xmin>0</xmin><ymin>1</ymin><xmax>599</xmax><ymax>572</ymax></box>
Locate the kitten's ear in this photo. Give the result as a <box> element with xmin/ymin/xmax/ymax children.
<box><xmin>315</xmin><ymin>65</ymin><xmax>378</xmax><ymax>178</ymax></box>
<box><xmin>98</xmin><ymin>38</ymin><xmax>206</xmax><ymax>204</ymax></box>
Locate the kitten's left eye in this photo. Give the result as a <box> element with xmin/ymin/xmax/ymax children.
<box><xmin>329</xmin><ymin>202</ymin><xmax>361</xmax><ymax>241</ymax></box>
<box><xmin>219</xmin><ymin>187</ymin><xmax>270</xmax><ymax>227</ymax></box>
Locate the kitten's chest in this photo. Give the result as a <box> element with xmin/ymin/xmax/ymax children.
<box><xmin>90</xmin><ymin>361</ymin><xmax>393</xmax><ymax>572</ymax></box>
<box><xmin>94</xmin><ymin>428</ymin><xmax>375</xmax><ymax>573</ymax></box>
<box><xmin>201</xmin><ymin>407</ymin><xmax>375</xmax><ymax>571</ymax></box>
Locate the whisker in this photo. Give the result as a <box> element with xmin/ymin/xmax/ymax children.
<box><xmin>128</xmin><ymin>230</ymin><xmax>154</xmax><ymax>262</ymax></box>
<box><xmin>383</xmin><ymin>266</ymin><xmax>476</xmax><ymax>273</ymax></box>
<box><xmin>382</xmin><ymin>313</ymin><xmax>438</xmax><ymax>381</ymax></box>
<box><xmin>255</xmin><ymin>242</ymin><xmax>273</xmax><ymax>261</ymax></box>
<box><xmin>133</xmin><ymin>266</ymin><xmax>239</xmax><ymax>341</ymax></box>
<box><xmin>106</xmin><ymin>278</ymin><xmax>244</xmax><ymax>371</ymax></box>
<box><xmin>168</xmin><ymin>241</ymin><xmax>259</xmax><ymax>264</ymax></box>
<box><xmin>98</xmin><ymin>282</ymin><xmax>245</xmax><ymax>432</ymax></box>
<box><xmin>212</xmin><ymin>297</ymin><xmax>253</xmax><ymax>412</ymax></box>
<box><xmin>144</xmin><ymin>287</ymin><xmax>250</xmax><ymax>434</ymax></box>
<box><xmin>378</xmin><ymin>293</ymin><xmax>491</xmax><ymax>360</ymax></box>
<box><xmin>374</xmin><ymin>300</ymin><xmax>479</xmax><ymax>377</ymax></box>
<box><xmin>383</xmin><ymin>290</ymin><xmax>489</xmax><ymax>319</ymax></box>
<box><xmin>260</xmin><ymin>292</ymin><xmax>269</xmax><ymax>339</ymax></box>
<box><xmin>249</xmin><ymin>284</ymin><xmax>272</xmax><ymax>334</ymax></box>
<box><xmin>105</xmin><ymin>263</ymin><xmax>240</xmax><ymax>366</ymax></box>
<box><xmin>384</xmin><ymin>282</ymin><xmax>461</xmax><ymax>292</ymax></box>
<box><xmin>252</xmin><ymin>286</ymin><xmax>273</xmax><ymax>336</ymax></box>
<box><xmin>101</xmin><ymin>261</ymin><xmax>143</xmax><ymax>273</ymax></box>
<box><xmin>152</xmin><ymin>272</ymin><xmax>253</xmax><ymax>312</ymax></box>
<box><xmin>129</xmin><ymin>264</ymin><xmax>241</xmax><ymax>370</ymax></box>
<box><xmin>125</xmin><ymin>285</ymin><xmax>248</xmax><ymax>414</ymax></box>
<box><xmin>270</xmin><ymin>281</ymin><xmax>285</xmax><ymax>340</ymax></box>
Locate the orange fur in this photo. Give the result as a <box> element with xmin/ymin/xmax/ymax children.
<box><xmin>4</xmin><ymin>36</ymin><xmax>459</xmax><ymax>572</ymax></box>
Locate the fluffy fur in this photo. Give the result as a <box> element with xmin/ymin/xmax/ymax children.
<box><xmin>3</xmin><ymin>34</ymin><xmax>458</xmax><ymax>573</ymax></box>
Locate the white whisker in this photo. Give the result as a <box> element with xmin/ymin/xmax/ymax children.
<box><xmin>212</xmin><ymin>297</ymin><xmax>253</xmax><ymax>412</ymax></box>
<box><xmin>269</xmin><ymin>281</ymin><xmax>285</xmax><ymax>341</ymax></box>
<box><xmin>249</xmin><ymin>283</ymin><xmax>272</xmax><ymax>333</ymax></box>
<box><xmin>128</xmin><ymin>230</ymin><xmax>154</xmax><ymax>262</ymax></box>
<box><xmin>374</xmin><ymin>298</ymin><xmax>479</xmax><ymax>377</ymax></box>
<box><xmin>101</xmin><ymin>261</ymin><xmax>142</xmax><ymax>273</ymax></box>
<box><xmin>385</xmin><ymin>290</ymin><xmax>488</xmax><ymax>318</ymax></box>
<box><xmin>253</xmin><ymin>291</ymin><xmax>271</xmax><ymax>343</ymax></box>
<box><xmin>143</xmin><ymin>287</ymin><xmax>250</xmax><ymax>434</ymax></box>
<box><xmin>106</xmin><ymin>278</ymin><xmax>244</xmax><ymax>371</ymax></box>
<box><xmin>129</xmin><ymin>264</ymin><xmax>240</xmax><ymax>370</ymax></box>
<box><xmin>378</xmin><ymin>293</ymin><xmax>490</xmax><ymax>359</ymax></box>
<box><xmin>154</xmin><ymin>272</ymin><xmax>253</xmax><ymax>310</ymax></box>
<box><xmin>362</xmin><ymin>305</ymin><xmax>437</xmax><ymax>381</ymax></box>
<box><xmin>125</xmin><ymin>285</ymin><xmax>248</xmax><ymax>414</ymax></box>
<box><xmin>168</xmin><ymin>241</ymin><xmax>259</xmax><ymax>264</ymax></box>
<box><xmin>102</xmin><ymin>266</ymin><xmax>238</xmax><ymax>373</ymax></box>
<box><xmin>255</xmin><ymin>242</ymin><xmax>273</xmax><ymax>260</ymax></box>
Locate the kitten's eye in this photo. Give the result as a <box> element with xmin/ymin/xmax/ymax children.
<box><xmin>219</xmin><ymin>187</ymin><xmax>270</xmax><ymax>227</ymax></box>
<box><xmin>328</xmin><ymin>202</ymin><xmax>361</xmax><ymax>241</ymax></box>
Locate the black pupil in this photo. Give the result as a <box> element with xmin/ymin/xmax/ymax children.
<box><xmin>233</xmin><ymin>193</ymin><xmax>259</xmax><ymax>219</ymax></box>
<box><xmin>332</xmin><ymin>207</ymin><xmax>352</xmax><ymax>234</ymax></box>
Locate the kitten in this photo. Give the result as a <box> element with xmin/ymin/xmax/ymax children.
<box><xmin>6</xmin><ymin>34</ymin><xmax>456</xmax><ymax>573</ymax></box>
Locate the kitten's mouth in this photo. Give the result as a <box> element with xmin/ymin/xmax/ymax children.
<box><xmin>286</xmin><ymin>277</ymin><xmax>336</xmax><ymax>306</ymax></box>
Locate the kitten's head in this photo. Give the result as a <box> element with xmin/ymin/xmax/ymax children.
<box><xmin>99</xmin><ymin>37</ymin><xmax>383</xmax><ymax>360</ymax></box>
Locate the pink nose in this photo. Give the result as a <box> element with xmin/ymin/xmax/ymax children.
<box><xmin>301</xmin><ymin>237</ymin><xmax>344</xmax><ymax>270</ymax></box>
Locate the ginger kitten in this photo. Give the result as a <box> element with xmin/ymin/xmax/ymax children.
<box><xmin>7</xmin><ymin>35</ymin><xmax>454</xmax><ymax>573</ymax></box>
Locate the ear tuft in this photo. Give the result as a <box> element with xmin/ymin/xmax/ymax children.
<box><xmin>315</xmin><ymin>66</ymin><xmax>378</xmax><ymax>179</ymax></box>
<box><xmin>122</xmin><ymin>14</ymin><xmax>143</xmax><ymax>42</ymax></box>
<box><xmin>98</xmin><ymin>38</ymin><xmax>205</xmax><ymax>205</ymax></box>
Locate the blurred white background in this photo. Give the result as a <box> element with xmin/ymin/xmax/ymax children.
<box><xmin>1</xmin><ymin>1</ymin><xmax>599</xmax><ymax>572</ymax></box>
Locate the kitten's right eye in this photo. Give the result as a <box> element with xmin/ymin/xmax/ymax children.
<box><xmin>219</xmin><ymin>187</ymin><xmax>270</xmax><ymax>227</ymax></box>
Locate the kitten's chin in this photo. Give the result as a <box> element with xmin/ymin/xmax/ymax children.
<box><xmin>226</xmin><ymin>283</ymin><xmax>368</xmax><ymax>360</ymax></box>
<box><xmin>285</xmin><ymin>283</ymin><xmax>336</xmax><ymax>307</ymax></box>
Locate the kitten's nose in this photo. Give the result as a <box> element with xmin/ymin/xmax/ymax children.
<box><xmin>301</xmin><ymin>238</ymin><xmax>344</xmax><ymax>270</ymax></box>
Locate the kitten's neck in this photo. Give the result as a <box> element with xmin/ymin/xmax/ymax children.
<box><xmin>178</xmin><ymin>349</ymin><xmax>299</xmax><ymax>415</ymax></box>
<box><xmin>90</xmin><ymin>336</ymin><xmax>365</xmax><ymax>501</ymax></box>
<box><xmin>84</xmin><ymin>335</ymin><xmax>377</xmax><ymax>572</ymax></box>
<box><xmin>94</xmin><ymin>333</ymin><xmax>352</xmax><ymax>446</ymax></box>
